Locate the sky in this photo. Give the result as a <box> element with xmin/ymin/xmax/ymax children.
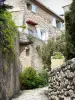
<box><xmin>38</xmin><ymin>0</ymin><xmax>72</xmax><ymax>15</ymax></box>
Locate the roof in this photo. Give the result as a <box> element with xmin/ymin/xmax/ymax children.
<box><xmin>30</xmin><ymin>0</ymin><xmax>64</xmax><ymax>23</ymax></box>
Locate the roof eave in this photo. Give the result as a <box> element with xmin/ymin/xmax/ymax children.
<box><xmin>30</xmin><ymin>0</ymin><xmax>64</xmax><ymax>23</ymax></box>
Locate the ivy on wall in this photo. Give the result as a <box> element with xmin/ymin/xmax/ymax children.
<box><xmin>0</xmin><ymin>8</ymin><xmax>18</xmax><ymax>60</ymax></box>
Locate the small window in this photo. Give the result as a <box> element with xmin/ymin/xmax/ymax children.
<box><xmin>56</xmin><ymin>20</ymin><xmax>62</xmax><ymax>29</ymax></box>
<box><xmin>26</xmin><ymin>2</ymin><xmax>36</xmax><ymax>13</ymax></box>
<box><xmin>32</xmin><ymin>4</ymin><xmax>36</xmax><ymax>13</ymax></box>
<box><xmin>26</xmin><ymin>48</ymin><xmax>30</xmax><ymax>56</ymax></box>
<box><xmin>27</xmin><ymin>3</ymin><xmax>32</xmax><ymax>10</ymax></box>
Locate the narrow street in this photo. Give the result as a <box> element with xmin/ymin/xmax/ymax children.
<box><xmin>12</xmin><ymin>87</ymin><xmax>48</xmax><ymax>100</ymax></box>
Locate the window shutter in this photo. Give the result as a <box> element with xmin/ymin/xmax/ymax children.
<box><xmin>36</xmin><ymin>28</ymin><xmax>41</xmax><ymax>39</ymax></box>
<box><xmin>52</xmin><ymin>18</ymin><xmax>56</xmax><ymax>27</ymax></box>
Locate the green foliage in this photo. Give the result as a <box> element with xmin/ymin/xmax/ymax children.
<box><xmin>0</xmin><ymin>3</ymin><xmax>13</xmax><ymax>10</ymax></box>
<box><xmin>37</xmin><ymin>34</ymin><xmax>66</xmax><ymax>70</ymax></box>
<box><xmin>38</xmin><ymin>70</ymin><xmax>48</xmax><ymax>87</ymax></box>
<box><xmin>0</xmin><ymin>10</ymin><xmax>18</xmax><ymax>59</ymax></box>
<box><xmin>55</xmin><ymin>33</ymin><xmax>66</xmax><ymax>57</ymax></box>
<box><xmin>27</xmin><ymin>34</ymin><xmax>34</xmax><ymax>42</ymax></box>
<box><xmin>65</xmin><ymin>0</ymin><xmax>75</xmax><ymax>60</ymax></box>
<box><xmin>17</xmin><ymin>25</ymin><xmax>26</xmax><ymax>29</ymax></box>
<box><xmin>19</xmin><ymin>67</ymin><xmax>48</xmax><ymax>90</ymax></box>
<box><xmin>52</xmin><ymin>52</ymin><xmax>64</xmax><ymax>59</ymax></box>
<box><xmin>38</xmin><ymin>39</ymin><xmax>55</xmax><ymax>70</ymax></box>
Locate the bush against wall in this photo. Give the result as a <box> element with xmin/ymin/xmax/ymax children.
<box><xmin>19</xmin><ymin>67</ymin><xmax>48</xmax><ymax>90</ymax></box>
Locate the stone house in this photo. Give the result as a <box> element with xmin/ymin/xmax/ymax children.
<box><xmin>5</xmin><ymin>0</ymin><xmax>64</xmax><ymax>72</ymax></box>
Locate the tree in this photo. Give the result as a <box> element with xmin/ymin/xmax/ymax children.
<box><xmin>37</xmin><ymin>33</ymin><xmax>66</xmax><ymax>70</ymax></box>
<box><xmin>65</xmin><ymin>0</ymin><xmax>75</xmax><ymax>60</ymax></box>
<box><xmin>55</xmin><ymin>33</ymin><xmax>66</xmax><ymax>57</ymax></box>
<box><xmin>38</xmin><ymin>39</ymin><xmax>55</xmax><ymax>71</ymax></box>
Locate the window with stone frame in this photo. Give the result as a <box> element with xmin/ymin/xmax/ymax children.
<box><xmin>32</xmin><ymin>4</ymin><xmax>37</xmax><ymax>13</ymax></box>
<box><xmin>26</xmin><ymin>2</ymin><xmax>37</xmax><ymax>13</ymax></box>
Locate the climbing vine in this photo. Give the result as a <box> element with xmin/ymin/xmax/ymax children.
<box><xmin>0</xmin><ymin>8</ymin><xmax>18</xmax><ymax>60</ymax></box>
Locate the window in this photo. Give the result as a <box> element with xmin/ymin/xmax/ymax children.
<box><xmin>32</xmin><ymin>4</ymin><xmax>36</xmax><ymax>13</ymax></box>
<box><xmin>28</xmin><ymin>29</ymin><xmax>33</xmax><ymax>35</ymax></box>
<box><xmin>26</xmin><ymin>48</ymin><xmax>30</xmax><ymax>56</ymax></box>
<box><xmin>26</xmin><ymin>2</ymin><xmax>37</xmax><ymax>13</ymax></box>
<box><xmin>27</xmin><ymin>3</ymin><xmax>32</xmax><ymax>10</ymax></box>
<box><xmin>56</xmin><ymin>20</ymin><xmax>62</xmax><ymax>29</ymax></box>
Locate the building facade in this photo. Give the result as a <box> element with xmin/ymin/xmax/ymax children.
<box><xmin>5</xmin><ymin>0</ymin><xmax>64</xmax><ymax>71</ymax></box>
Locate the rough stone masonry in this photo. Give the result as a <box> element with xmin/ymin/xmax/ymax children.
<box><xmin>48</xmin><ymin>58</ymin><xmax>75</xmax><ymax>100</ymax></box>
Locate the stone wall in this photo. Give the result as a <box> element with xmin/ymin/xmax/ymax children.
<box><xmin>30</xmin><ymin>37</ymin><xmax>44</xmax><ymax>72</ymax></box>
<box><xmin>0</xmin><ymin>40</ymin><xmax>20</xmax><ymax>100</ymax></box>
<box><xmin>19</xmin><ymin>37</ymin><xmax>44</xmax><ymax>72</ymax></box>
<box><xmin>48</xmin><ymin>58</ymin><xmax>75</xmax><ymax>100</ymax></box>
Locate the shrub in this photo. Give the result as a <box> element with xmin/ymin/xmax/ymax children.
<box><xmin>38</xmin><ymin>70</ymin><xmax>48</xmax><ymax>87</ymax></box>
<box><xmin>19</xmin><ymin>67</ymin><xmax>48</xmax><ymax>90</ymax></box>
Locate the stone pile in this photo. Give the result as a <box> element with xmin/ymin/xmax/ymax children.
<box><xmin>48</xmin><ymin>58</ymin><xmax>75</xmax><ymax>100</ymax></box>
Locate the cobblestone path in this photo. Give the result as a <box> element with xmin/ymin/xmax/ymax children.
<box><xmin>12</xmin><ymin>87</ymin><xmax>48</xmax><ymax>100</ymax></box>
